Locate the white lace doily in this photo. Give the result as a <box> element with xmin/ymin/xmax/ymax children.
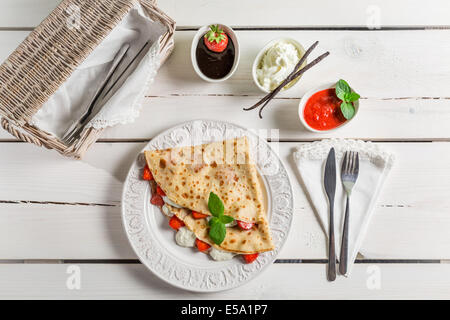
<box><xmin>294</xmin><ymin>138</ymin><xmax>395</xmax><ymax>168</ymax></box>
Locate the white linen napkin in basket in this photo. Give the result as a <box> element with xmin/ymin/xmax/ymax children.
<box><xmin>293</xmin><ymin>139</ymin><xmax>395</xmax><ymax>275</ymax></box>
<box><xmin>31</xmin><ymin>2</ymin><xmax>166</xmax><ymax>138</ymax></box>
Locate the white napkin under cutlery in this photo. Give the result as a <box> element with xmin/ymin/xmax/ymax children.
<box><xmin>31</xmin><ymin>2</ymin><xmax>166</xmax><ymax>138</ymax></box>
<box><xmin>293</xmin><ymin>139</ymin><xmax>395</xmax><ymax>276</ymax></box>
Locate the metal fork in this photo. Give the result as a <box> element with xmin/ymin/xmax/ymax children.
<box><xmin>61</xmin><ymin>44</ymin><xmax>130</xmax><ymax>145</ymax></box>
<box><xmin>339</xmin><ymin>151</ymin><xmax>359</xmax><ymax>275</ymax></box>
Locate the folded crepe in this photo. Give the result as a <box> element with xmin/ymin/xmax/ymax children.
<box><xmin>144</xmin><ymin>137</ymin><xmax>274</xmax><ymax>253</ymax></box>
<box><xmin>168</xmin><ymin>204</ymin><xmax>273</xmax><ymax>254</ymax></box>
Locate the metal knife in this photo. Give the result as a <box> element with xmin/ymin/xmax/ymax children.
<box><xmin>324</xmin><ymin>147</ymin><xmax>337</xmax><ymax>281</ymax></box>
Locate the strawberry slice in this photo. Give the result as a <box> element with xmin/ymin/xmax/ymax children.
<box><xmin>243</xmin><ymin>253</ymin><xmax>259</xmax><ymax>264</ymax></box>
<box><xmin>156</xmin><ymin>186</ymin><xmax>166</xmax><ymax>197</ymax></box>
<box><xmin>142</xmin><ymin>165</ymin><xmax>153</xmax><ymax>180</ymax></box>
<box><xmin>192</xmin><ymin>211</ymin><xmax>209</xmax><ymax>219</ymax></box>
<box><xmin>150</xmin><ymin>194</ymin><xmax>164</xmax><ymax>206</ymax></box>
<box><xmin>195</xmin><ymin>238</ymin><xmax>211</xmax><ymax>252</ymax></box>
<box><xmin>169</xmin><ymin>215</ymin><xmax>185</xmax><ymax>230</ymax></box>
<box><xmin>204</xmin><ymin>25</ymin><xmax>228</xmax><ymax>53</ymax></box>
<box><xmin>237</xmin><ymin>220</ymin><xmax>255</xmax><ymax>230</ymax></box>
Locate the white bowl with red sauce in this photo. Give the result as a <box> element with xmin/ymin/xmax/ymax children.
<box><xmin>299</xmin><ymin>82</ymin><xmax>359</xmax><ymax>132</ymax></box>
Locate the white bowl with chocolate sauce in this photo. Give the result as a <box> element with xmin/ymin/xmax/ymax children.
<box><xmin>191</xmin><ymin>24</ymin><xmax>240</xmax><ymax>82</ymax></box>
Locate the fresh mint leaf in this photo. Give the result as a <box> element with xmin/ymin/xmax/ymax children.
<box><xmin>208</xmin><ymin>217</ymin><xmax>220</xmax><ymax>226</ymax></box>
<box><xmin>344</xmin><ymin>91</ymin><xmax>360</xmax><ymax>102</ymax></box>
<box><xmin>208</xmin><ymin>192</ymin><xmax>224</xmax><ymax>217</ymax></box>
<box><xmin>335</xmin><ymin>79</ymin><xmax>351</xmax><ymax>101</ymax></box>
<box><xmin>207</xmin><ymin>191</ymin><xmax>232</xmax><ymax>245</ymax></box>
<box><xmin>208</xmin><ymin>216</ymin><xmax>232</xmax><ymax>245</ymax></box>
<box><xmin>340</xmin><ymin>101</ymin><xmax>355</xmax><ymax>120</ymax></box>
<box><xmin>209</xmin><ymin>219</ymin><xmax>226</xmax><ymax>245</ymax></box>
<box><xmin>220</xmin><ymin>215</ymin><xmax>234</xmax><ymax>224</ymax></box>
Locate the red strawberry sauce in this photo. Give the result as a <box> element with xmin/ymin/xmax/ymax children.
<box><xmin>303</xmin><ymin>88</ymin><xmax>347</xmax><ymax>131</ymax></box>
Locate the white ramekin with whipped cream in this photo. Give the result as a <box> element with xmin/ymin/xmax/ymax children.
<box><xmin>252</xmin><ymin>38</ymin><xmax>306</xmax><ymax>93</ymax></box>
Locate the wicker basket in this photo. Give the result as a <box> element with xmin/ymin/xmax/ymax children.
<box><xmin>0</xmin><ymin>0</ymin><xmax>175</xmax><ymax>159</ymax></box>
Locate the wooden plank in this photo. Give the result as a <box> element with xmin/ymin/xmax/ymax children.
<box><xmin>0</xmin><ymin>0</ymin><xmax>60</xmax><ymax>28</ymax></box>
<box><xmin>1</xmin><ymin>96</ymin><xmax>450</xmax><ymax>141</ymax></box>
<box><xmin>1</xmin><ymin>30</ymin><xmax>450</xmax><ymax>141</ymax></box>
<box><xmin>0</xmin><ymin>203</ymin><xmax>135</xmax><ymax>260</ymax></box>
<box><xmin>1</xmin><ymin>141</ymin><xmax>450</xmax><ymax>260</ymax></box>
<box><xmin>1</xmin><ymin>263</ymin><xmax>449</xmax><ymax>299</ymax></box>
<box><xmin>82</xmin><ymin>29</ymin><xmax>450</xmax><ymax>141</ymax></box>
<box><xmin>158</xmin><ymin>0</ymin><xmax>450</xmax><ymax>28</ymax></box>
<box><xmin>1</xmin><ymin>30</ymin><xmax>445</xmax><ymax>98</ymax></box>
<box><xmin>1</xmin><ymin>0</ymin><xmax>450</xmax><ymax>28</ymax></box>
<box><xmin>151</xmin><ymin>30</ymin><xmax>450</xmax><ymax>98</ymax></box>
<box><xmin>0</xmin><ymin>141</ymin><xmax>142</xmax><ymax>205</ymax></box>
<box><xmin>3</xmin><ymin>201</ymin><xmax>449</xmax><ymax>260</ymax></box>
<box><xmin>0</xmin><ymin>31</ymin><xmax>28</xmax><ymax>62</ymax></box>
<box><xmin>98</xmin><ymin>96</ymin><xmax>450</xmax><ymax>141</ymax></box>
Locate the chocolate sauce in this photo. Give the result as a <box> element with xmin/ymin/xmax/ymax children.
<box><xmin>196</xmin><ymin>36</ymin><xmax>235</xmax><ymax>79</ymax></box>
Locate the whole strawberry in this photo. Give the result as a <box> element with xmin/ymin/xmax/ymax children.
<box><xmin>204</xmin><ymin>25</ymin><xmax>229</xmax><ymax>53</ymax></box>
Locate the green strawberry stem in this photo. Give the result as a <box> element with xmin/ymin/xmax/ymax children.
<box><xmin>205</xmin><ymin>25</ymin><xmax>226</xmax><ymax>44</ymax></box>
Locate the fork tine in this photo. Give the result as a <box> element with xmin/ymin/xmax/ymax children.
<box><xmin>354</xmin><ymin>152</ymin><xmax>359</xmax><ymax>175</ymax></box>
<box><xmin>348</xmin><ymin>151</ymin><xmax>354</xmax><ymax>174</ymax></box>
<box><xmin>350</xmin><ymin>151</ymin><xmax>355</xmax><ymax>174</ymax></box>
<box><xmin>347</xmin><ymin>151</ymin><xmax>352</xmax><ymax>174</ymax></box>
<box><xmin>68</xmin><ymin>134</ymin><xmax>77</xmax><ymax>145</ymax></box>
<box><xmin>65</xmin><ymin>136</ymin><xmax>74</xmax><ymax>145</ymax></box>
<box><xmin>66</xmin><ymin>125</ymin><xmax>86</xmax><ymax>145</ymax></box>
<box><xmin>69</xmin><ymin>129</ymin><xmax>81</xmax><ymax>144</ymax></box>
<box><xmin>63</xmin><ymin>122</ymin><xmax>85</xmax><ymax>144</ymax></box>
<box><xmin>65</xmin><ymin>130</ymin><xmax>78</xmax><ymax>145</ymax></box>
<box><xmin>62</xmin><ymin>125</ymin><xmax>78</xmax><ymax>142</ymax></box>
<box><xmin>342</xmin><ymin>151</ymin><xmax>348</xmax><ymax>173</ymax></box>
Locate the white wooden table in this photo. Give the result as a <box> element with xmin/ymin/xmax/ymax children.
<box><xmin>1</xmin><ymin>0</ymin><xmax>450</xmax><ymax>299</ymax></box>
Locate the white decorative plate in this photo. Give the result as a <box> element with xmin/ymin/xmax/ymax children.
<box><xmin>121</xmin><ymin>120</ymin><xmax>294</xmax><ymax>292</ymax></box>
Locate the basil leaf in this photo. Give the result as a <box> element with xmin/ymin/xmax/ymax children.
<box><xmin>344</xmin><ymin>91</ymin><xmax>360</xmax><ymax>102</ymax></box>
<box><xmin>335</xmin><ymin>79</ymin><xmax>351</xmax><ymax>101</ymax></box>
<box><xmin>220</xmin><ymin>215</ymin><xmax>234</xmax><ymax>224</ymax></box>
<box><xmin>208</xmin><ymin>192</ymin><xmax>224</xmax><ymax>217</ymax></box>
<box><xmin>209</xmin><ymin>220</ymin><xmax>226</xmax><ymax>245</ymax></box>
<box><xmin>209</xmin><ymin>217</ymin><xmax>220</xmax><ymax>226</ymax></box>
<box><xmin>340</xmin><ymin>101</ymin><xmax>355</xmax><ymax>120</ymax></box>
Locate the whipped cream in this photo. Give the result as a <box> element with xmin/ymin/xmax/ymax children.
<box><xmin>175</xmin><ymin>227</ymin><xmax>196</xmax><ymax>247</ymax></box>
<box><xmin>162</xmin><ymin>196</ymin><xmax>183</xmax><ymax>208</ymax></box>
<box><xmin>225</xmin><ymin>219</ymin><xmax>237</xmax><ymax>228</ymax></box>
<box><xmin>209</xmin><ymin>247</ymin><xmax>235</xmax><ymax>261</ymax></box>
<box><xmin>256</xmin><ymin>40</ymin><xmax>301</xmax><ymax>91</ymax></box>
<box><xmin>161</xmin><ymin>204</ymin><xmax>174</xmax><ymax>217</ymax></box>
